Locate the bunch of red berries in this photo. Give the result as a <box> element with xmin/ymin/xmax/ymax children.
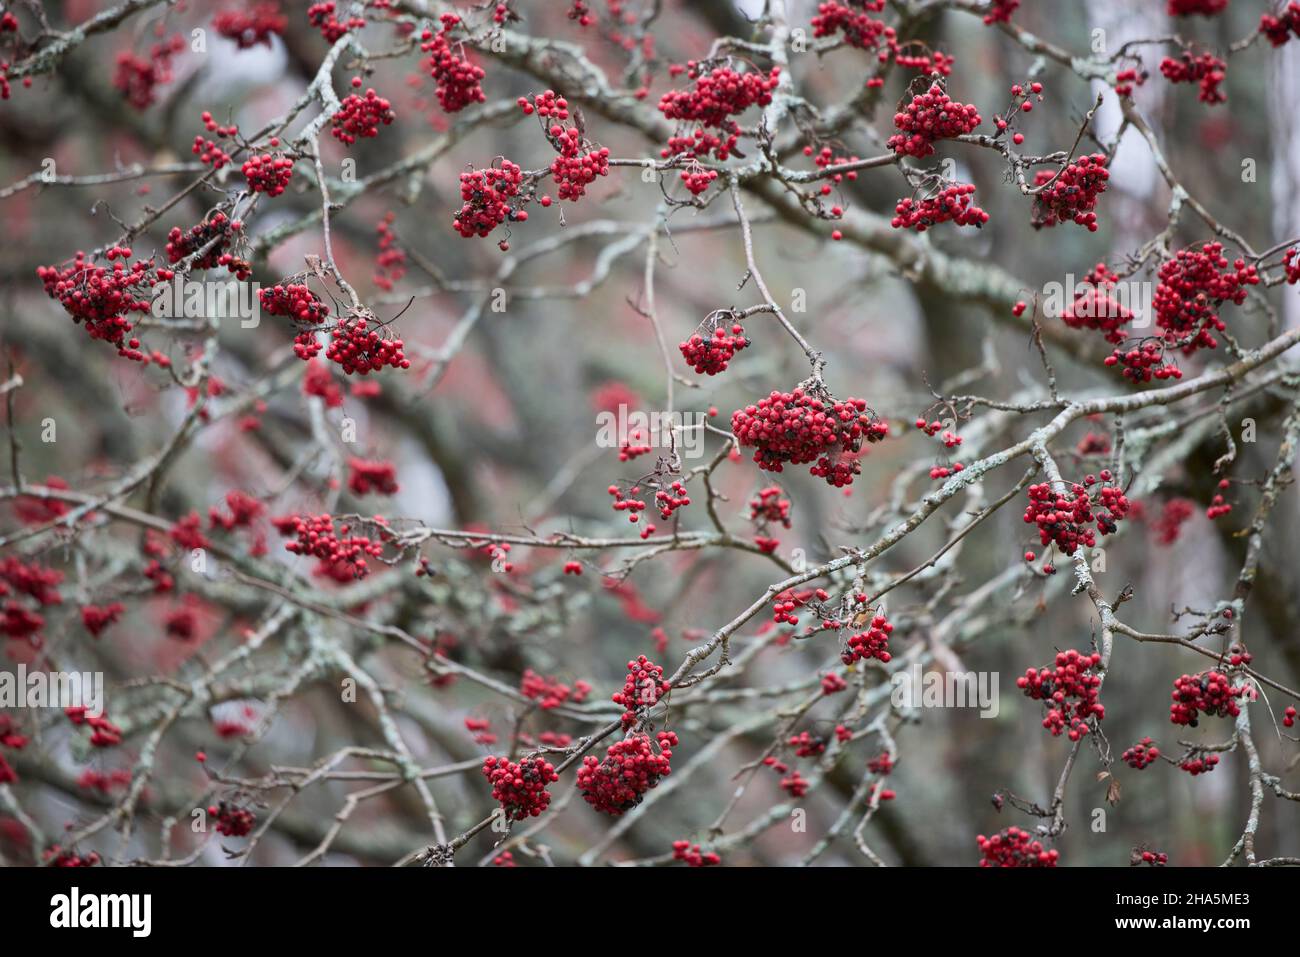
<box><xmin>893</xmin><ymin>45</ymin><xmax>955</xmax><ymax>76</ymax></box>
<box><xmin>213</xmin><ymin>4</ymin><xmax>287</xmax><ymax>48</ymax></box>
<box><xmin>679</xmin><ymin>319</ymin><xmax>749</xmax><ymax>375</ymax></box>
<box><xmin>81</xmin><ymin>603</ymin><xmax>125</xmax><ymax>638</ymax></box>
<box><xmin>891</xmin><ymin>183</ymin><xmax>988</xmax><ymax>231</ymax></box>
<box><xmin>45</xmin><ymin>847</ymin><xmax>101</xmax><ymax>867</ymax></box>
<box><xmin>241</xmin><ymin>150</ymin><xmax>294</xmax><ymax>196</ymax></box>
<box><xmin>1167</xmin><ymin>0</ymin><xmax>1227</xmax><ymax>16</ymax></box>
<box><xmin>210</xmin><ymin>801</ymin><xmax>255</xmax><ymax>837</ymax></box>
<box><xmin>307</xmin><ymin>2</ymin><xmax>365</xmax><ymax>42</ymax></box>
<box><xmin>749</xmin><ymin>486</ymin><xmax>792</xmax><ymax>528</ymax></box>
<box><xmin>482</xmin><ymin>755</ymin><xmax>560</xmax><ymax>820</ymax></box>
<box><xmin>1133</xmin><ymin>847</ymin><xmax>1169</xmax><ymax>866</ymax></box>
<box><xmin>672</xmin><ymin>841</ymin><xmax>721</xmax><ymax>866</ymax></box>
<box><xmin>1060</xmin><ymin>263</ymin><xmax>1133</xmax><ymax>343</ymax></box>
<box><xmin>1104</xmin><ymin>339</ymin><xmax>1181</xmax><ymax>383</ymax></box>
<box><xmin>887</xmin><ymin>83</ymin><xmax>981</xmax><ymax>158</ymax></box>
<box><xmin>421</xmin><ymin>14</ymin><xmax>486</xmax><ymax>113</ymax></box>
<box><xmin>113</xmin><ymin>35</ymin><xmax>185</xmax><ymax>110</ymax></box>
<box><xmin>1180</xmin><ymin>752</ymin><xmax>1220</xmax><ymax>775</ymax></box>
<box><xmin>654</xmin><ymin>481</ymin><xmax>691</xmax><ymax>520</ymax></box>
<box><xmin>1206</xmin><ymin>479</ymin><xmax>1233</xmax><ymax>519</ymax></box>
<box><xmin>1260</xmin><ymin>3</ymin><xmax>1300</xmax><ymax>45</ymax></box>
<box><xmin>520</xmin><ymin>669</ymin><xmax>591</xmax><ymax>710</ymax></box>
<box><xmin>977</xmin><ymin>827</ymin><xmax>1058</xmax><ymax>867</ymax></box>
<box><xmin>1122</xmin><ymin>737</ymin><xmax>1161</xmax><ymax>769</ymax></box>
<box><xmin>259</xmin><ymin>281</ymin><xmax>330</xmax><ymax>326</ymax></box>
<box><xmin>548</xmin><ymin>126</ymin><xmax>610</xmax><ymax>202</ymax></box>
<box><xmin>1017</xmin><ymin>649</ymin><xmax>1105</xmax><ymax>739</ymax></box>
<box><xmin>1030</xmin><ymin>154</ymin><xmax>1109</xmax><ymax>231</ymax></box>
<box><xmin>36</xmin><ymin>250</ymin><xmax>159</xmax><ymax>361</ymax></box>
<box><xmin>679</xmin><ymin>164</ymin><xmax>719</xmax><ymax>195</ymax></box>
<box><xmin>659</xmin><ymin>63</ymin><xmax>781</xmax><ymax>128</ymax></box>
<box><xmin>275</xmin><ymin>513</ymin><xmax>385</xmax><ymax>578</ymax></box>
<box><xmin>1022</xmin><ymin>472</ymin><xmax>1129</xmax><ymax>555</ymax></box>
<box><xmin>1150</xmin><ymin>498</ymin><xmax>1196</xmax><ymax>545</ymax></box>
<box><xmin>612</xmin><ymin>655</ymin><xmax>671</xmax><ymax>728</ymax></box>
<box><xmin>453</xmin><ymin>160</ymin><xmax>525</xmax><ymax>239</ymax></box>
<box><xmin>347</xmin><ymin>458</ymin><xmax>399</xmax><ymax>496</ymax></box>
<box><xmin>810</xmin><ymin>1</ymin><xmax>889</xmax><ymax>51</ymax></box>
<box><xmin>1169</xmin><ymin>670</ymin><xmax>1245</xmax><ymax>726</ymax></box>
<box><xmin>788</xmin><ymin>731</ymin><xmax>826</xmax><ymax>757</ymax></box>
<box><xmin>983</xmin><ymin>0</ymin><xmax>1020</xmax><ymax>24</ymax></box>
<box><xmin>577</xmin><ymin>730</ymin><xmax>677</xmax><ymax>815</ymax></box>
<box><xmin>732</xmin><ymin>387</ymin><xmax>888</xmax><ymax>488</ymax></box>
<box><xmin>330</xmin><ymin>81</ymin><xmax>395</xmax><ymax>145</ymax></box>
<box><xmin>1160</xmin><ymin>51</ymin><xmax>1227</xmax><ymax>104</ymax></box>
<box><xmin>519</xmin><ymin>89</ymin><xmax>569</xmax><ymax>120</ymax></box>
<box><xmin>1113</xmin><ymin>68</ymin><xmax>1146</xmax><ymax>97</ymax></box>
<box><xmin>841</xmin><ymin>613</ymin><xmax>893</xmax><ymax>665</ymax></box>
<box><xmin>781</xmin><ymin>769</ymin><xmax>810</xmax><ymax>797</ymax></box>
<box><xmin>326</xmin><ymin>315</ymin><xmax>409</xmax><ymax>374</ymax></box>
<box><xmin>166</xmin><ymin>212</ymin><xmax>250</xmax><ymax>279</ymax></box>
<box><xmin>66</xmin><ymin>707</ymin><xmax>123</xmax><ymax>747</ymax></box>
<box><xmin>658</xmin><ymin>64</ymin><xmax>781</xmax><ymax>161</ymax></box>
<box><xmin>1152</xmin><ymin>243</ymin><xmax>1258</xmax><ymax>354</ymax></box>
<box><xmin>1283</xmin><ymin>705</ymin><xmax>1296</xmax><ymax>728</ymax></box>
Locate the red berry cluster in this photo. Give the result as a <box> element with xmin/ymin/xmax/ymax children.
<box><xmin>1180</xmin><ymin>751</ymin><xmax>1220</xmax><ymax>775</ymax></box>
<box><xmin>276</xmin><ymin>513</ymin><xmax>385</xmax><ymax>578</ymax></box>
<box><xmin>1113</xmin><ymin>68</ymin><xmax>1147</xmax><ymax>97</ymax></box>
<box><xmin>520</xmin><ymin>669</ymin><xmax>591</xmax><ymax>710</ymax></box>
<box><xmin>1104</xmin><ymin>339</ymin><xmax>1181</xmax><ymax>383</ymax></box>
<box><xmin>1150</xmin><ymin>497</ymin><xmax>1196</xmax><ymax>545</ymax></box>
<box><xmin>654</xmin><ymin>481</ymin><xmax>691</xmax><ymax>520</ymax></box>
<box><xmin>1160</xmin><ymin>52</ymin><xmax>1227</xmax><ymax>104</ymax></box>
<box><xmin>36</xmin><ymin>249</ymin><xmax>160</xmax><ymax>361</ymax></box>
<box><xmin>519</xmin><ymin>89</ymin><xmax>569</xmax><ymax>120</ymax></box>
<box><xmin>66</xmin><ymin>707</ymin><xmax>123</xmax><ymax>747</ymax></box>
<box><xmin>781</xmin><ymin>769</ymin><xmax>810</xmax><ymax>797</ymax></box>
<box><xmin>749</xmin><ymin>486</ymin><xmax>792</xmax><ymax>529</ymax></box>
<box><xmin>549</xmin><ymin>126</ymin><xmax>610</xmax><ymax>202</ymax></box>
<box><xmin>1122</xmin><ymin>737</ymin><xmax>1161</xmax><ymax>769</ymax></box>
<box><xmin>1284</xmin><ymin>247</ymin><xmax>1300</xmax><ymax>284</ymax></box>
<box><xmin>887</xmin><ymin>83</ymin><xmax>981</xmax><ymax>158</ymax></box>
<box><xmin>1017</xmin><ymin>649</ymin><xmax>1105</xmax><ymax>739</ymax></box>
<box><xmin>373</xmin><ymin>212</ymin><xmax>408</xmax><ymax>291</ymax></box>
<box><xmin>1206</xmin><ymin>478</ymin><xmax>1233</xmax><ymax>519</ymax></box>
<box><xmin>658</xmin><ymin>64</ymin><xmax>781</xmax><ymax>161</ymax></box>
<box><xmin>731</xmin><ymin>388</ymin><xmax>889</xmax><ymax>488</ymax></box>
<box><xmin>81</xmin><ymin>602</ymin><xmax>125</xmax><ymax>638</ymax></box>
<box><xmin>193</xmin><ymin>111</ymin><xmax>236</xmax><ymax>169</ymax></box>
<box><xmin>609</xmin><ymin>484</ymin><xmax>651</xmax><ymax>536</ymax></box>
<box><xmin>891</xmin><ymin>183</ymin><xmax>988</xmax><ymax>231</ymax></box>
<box><xmin>214</xmin><ymin>4</ymin><xmax>287</xmax><ymax>48</ymax></box>
<box><xmin>483</xmin><ymin>755</ymin><xmax>559</xmax><ymax>820</ymax></box>
<box><xmin>347</xmin><ymin>457</ymin><xmax>399</xmax><ymax>496</ymax></box>
<box><xmin>810</xmin><ymin>1</ymin><xmax>889</xmax><ymax>52</ymax></box>
<box><xmin>241</xmin><ymin>150</ymin><xmax>294</xmax><ymax>196</ymax></box>
<box><xmin>568</xmin><ymin>1</ymin><xmax>594</xmax><ymax>26</ymax></box>
<box><xmin>260</xmin><ymin>281</ymin><xmax>330</xmax><ymax>357</ymax></box>
<box><xmin>1283</xmin><ymin>705</ymin><xmax>1296</xmax><ymax>728</ymax></box>
<box><xmin>453</xmin><ymin>160</ymin><xmax>525</xmax><ymax>238</ymax></box>
<box><xmin>977</xmin><ymin>827</ymin><xmax>1058</xmax><ymax>867</ymax></box>
<box><xmin>1261</xmin><ymin>3</ymin><xmax>1300</xmax><ymax>45</ymax></box>
<box><xmin>612</xmin><ymin>655</ymin><xmax>671</xmax><ymax>729</ymax></box>
<box><xmin>672</xmin><ymin>841</ymin><xmax>720</xmax><ymax>866</ymax></box>
<box><xmin>166</xmin><ymin>212</ymin><xmax>251</xmax><ymax>279</ymax></box>
<box><xmin>113</xmin><ymin>35</ymin><xmax>184</xmax><ymax>110</ymax></box>
<box><xmin>679</xmin><ymin>319</ymin><xmax>749</xmax><ymax>375</ymax></box>
<box><xmin>307</xmin><ymin>2</ymin><xmax>365</xmax><ymax>42</ymax></box>
<box><xmin>893</xmin><ymin>44</ymin><xmax>954</xmax><ymax>76</ymax></box>
<box><xmin>330</xmin><ymin>81</ymin><xmax>395</xmax><ymax>145</ymax></box>
<box><xmin>45</xmin><ymin>847</ymin><xmax>102</xmax><ymax>867</ymax></box>
<box><xmin>421</xmin><ymin>14</ymin><xmax>486</xmax><ymax>113</ymax></box>
<box><xmin>983</xmin><ymin>0</ymin><xmax>1020</xmax><ymax>25</ymax></box>
<box><xmin>1030</xmin><ymin>154</ymin><xmax>1109</xmax><ymax>231</ymax></box>
<box><xmin>210</xmin><ymin>801</ymin><xmax>255</xmax><ymax>837</ymax></box>
<box><xmin>1169</xmin><ymin>670</ymin><xmax>1245</xmax><ymax>726</ymax></box>
<box><xmin>326</xmin><ymin>315</ymin><xmax>409</xmax><ymax>374</ymax></box>
<box><xmin>1022</xmin><ymin>472</ymin><xmax>1129</xmax><ymax>555</ymax></box>
<box><xmin>1060</xmin><ymin>263</ymin><xmax>1132</xmax><ymax>343</ymax></box>
<box><xmin>1152</xmin><ymin>243</ymin><xmax>1258</xmax><ymax>354</ymax></box>
<box><xmin>679</xmin><ymin>164</ymin><xmax>719</xmax><ymax>195</ymax></box>
<box><xmin>1167</xmin><ymin>0</ymin><xmax>1227</xmax><ymax>15</ymax></box>
<box><xmin>577</xmin><ymin>730</ymin><xmax>677</xmax><ymax>815</ymax></box>
<box><xmin>1133</xmin><ymin>847</ymin><xmax>1169</xmax><ymax>866</ymax></box>
<box><xmin>841</xmin><ymin>613</ymin><xmax>893</xmax><ymax>665</ymax></box>
<box><xmin>788</xmin><ymin>731</ymin><xmax>826</xmax><ymax>757</ymax></box>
